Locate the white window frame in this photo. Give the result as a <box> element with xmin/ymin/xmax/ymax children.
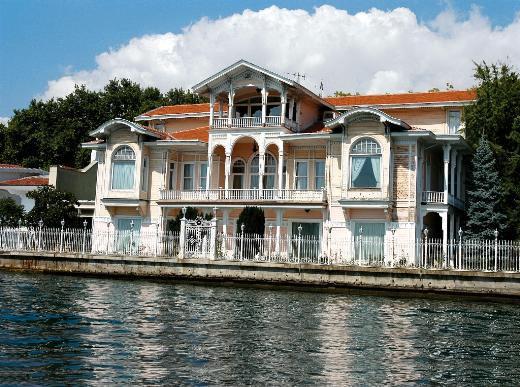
<box><xmin>168</xmin><ymin>162</ymin><xmax>176</xmax><ymax>190</ymax></box>
<box><xmin>294</xmin><ymin>160</ymin><xmax>309</xmax><ymax>190</ymax></box>
<box><xmin>314</xmin><ymin>160</ymin><xmax>326</xmax><ymax>190</ymax></box>
<box><xmin>199</xmin><ymin>162</ymin><xmax>208</xmax><ymax>190</ymax></box>
<box><xmin>111</xmin><ymin>145</ymin><xmax>136</xmax><ymax>191</ymax></box>
<box><xmin>349</xmin><ymin>138</ymin><xmax>382</xmax><ymax>189</ymax></box>
<box><xmin>447</xmin><ymin>110</ymin><xmax>461</xmax><ymax>134</ymax></box>
<box><xmin>182</xmin><ymin>163</ymin><xmax>195</xmax><ymax>191</ymax></box>
<box><xmin>232</xmin><ymin>158</ymin><xmax>246</xmax><ymax>189</ymax></box>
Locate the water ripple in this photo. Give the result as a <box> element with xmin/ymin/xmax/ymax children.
<box><xmin>1</xmin><ymin>271</ymin><xmax>520</xmax><ymax>384</ymax></box>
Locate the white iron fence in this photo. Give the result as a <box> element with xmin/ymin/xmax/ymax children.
<box><xmin>1</xmin><ymin>226</ymin><xmax>520</xmax><ymax>272</ymax></box>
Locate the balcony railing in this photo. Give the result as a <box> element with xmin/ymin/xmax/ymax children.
<box><xmin>212</xmin><ymin>116</ymin><xmax>296</xmax><ymax>130</ymax></box>
<box><xmin>422</xmin><ymin>191</ymin><xmax>445</xmax><ymax>203</ymax></box>
<box><xmin>159</xmin><ymin>188</ymin><xmax>326</xmax><ymax>203</ymax></box>
<box><xmin>421</xmin><ymin>191</ymin><xmax>464</xmax><ymax>209</ymax></box>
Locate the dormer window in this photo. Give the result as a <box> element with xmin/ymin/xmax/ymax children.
<box><xmin>111</xmin><ymin>146</ymin><xmax>136</xmax><ymax>190</ymax></box>
<box><xmin>350</xmin><ymin>138</ymin><xmax>381</xmax><ymax>188</ymax></box>
<box><xmin>448</xmin><ymin>110</ymin><xmax>461</xmax><ymax>133</ymax></box>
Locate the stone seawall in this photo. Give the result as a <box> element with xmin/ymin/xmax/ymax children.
<box><xmin>2</xmin><ymin>251</ymin><xmax>520</xmax><ymax>298</ymax></box>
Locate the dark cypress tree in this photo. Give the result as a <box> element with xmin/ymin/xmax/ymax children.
<box><xmin>465</xmin><ymin>137</ymin><xmax>506</xmax><ymax>239</ymax></box>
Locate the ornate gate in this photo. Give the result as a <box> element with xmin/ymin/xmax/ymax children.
<box><xmin>184</xmin><ymin>217</ymin><xmax>213</xmax><ymax>259</ymax></box>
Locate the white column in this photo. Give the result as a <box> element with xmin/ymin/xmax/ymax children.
<box><xmin>281</xmin><ymin>88</ymin><xmax>287</xmax><ymax>125</ymax></box>
<box><xmin>443</xmin><ymin>144</ymin><xmax>451</xmax><ymax>204</ymax></box>
<box><xmin>258</xmin><ymin>150</ymin><xmax>265</xmax><ymax>193</ymax></box>
<box><xmin>295</xmin><ymin>100</ymin><xmax>301</xmax><ymax>130</ymax></box>
<box><xmin>227</xmin><ymin>85</ymin><xmax>234</xmax><ymax>127</ymax></box>
<box><xmin>449</xmin><ymin>211</ymin><xmax>455</xmax><ymax>240</ymax></box>
<box><xmin>441</xmin><ymin>211</ymin><xmax>448</xmax><ymax>266</ymax></box>
<box><xmin>206</xmin><ymin>153</ymin><xmax>212</xmax><ymax>191</ymax></box>
<box><xmin>209</xmin><ymin>91</ymin><xmax>215</xmax><ymax>127</ymax></box>
<box><xmin>278</xmin><ymin>150</ymin><xmax>284</xmax><ymax>193</ymax></box>
<box><xmin>261</xmin><ymin>87</ymin><xmax>267</xmax><ymax>126</ymax></box>
<box><xmin>224</xmin><ymin>153</ymin><xmax>231</xmax><ymax>195</ymax></box>
<box><xmin>275</xmin><ymin>209</ymin><xmax>283</xmax><ymax>254</ymax></box>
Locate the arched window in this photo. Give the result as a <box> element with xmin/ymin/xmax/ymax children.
<box><xmin>250</xmin><ymin>153</ymin><xmax>276</xmax><ymax>189</ymax></box>
<box><xmin>232</xmin><ymin>159</ymin><xmax>245</xmax><ymax>189</ymax></box>
<box><xmin>350</xmin><ymin>138</ymin><xmax>381</xmax><ymax>188</ymax></box>
<box><xmin>111</xmin><ymin>146</ymin><xmax>136</xmax><ymax>190</ymax></box>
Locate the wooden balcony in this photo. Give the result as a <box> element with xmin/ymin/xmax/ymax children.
<box><xmin>158</xmin><ymin>188</ymin><xmax>326</xmax><ymax>205</ymax></box>
<box><xmin>212</xmin><ymin>116</ymin><xmax>297</xmax><ymax>130</ymax></box>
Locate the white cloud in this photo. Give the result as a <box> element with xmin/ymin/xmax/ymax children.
<box><xmin>41</xmin><ymin>5</ymin><xmax>520</xmax><ymax>99</ymax></box>
<box><xmin>0</xmin><ymin>116</ymin><xmax>10</xmax><ymax>125</ymax></box>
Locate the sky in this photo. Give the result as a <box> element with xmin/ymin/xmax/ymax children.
<box><xmin>1</xmin><ymin>0</ymin><xmax>520</xmax><ymax>122</ymax></box>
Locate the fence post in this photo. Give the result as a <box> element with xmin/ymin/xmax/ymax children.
<box><xmin>297</xmin><ymin>224</ymin><xmax>302</xmax><ymax>264</ymax></box>
<box><xmin>38</xmin><ymin>219</ymin><xmax>43</xmax><ymax>251</ymax></box>
<box><xmin>82</xmin><ymin>220</ymin><xmax>87</xmax><ymax>254</ymax></box>
<box><xmin>209</xmin><ymin>209</ymin><xmax>217</xmax><ymax>260</ymax></box>
<box><xmin>129</xmin><ymin>220</ymin><xmax>134</xmax><ymax>256</ymax></box>
<box><xmin>179</xmin><ymin>207</ymin><xmax>187</xmax><ymax>259</ymax></box>
<box><xmin>240</xmin><ymin>223</ymin><xmax>245</xmax><ymax>260</ymax></box>
<box><xmin>494</xmin><ymin>229</ymin><xmax>499</xmax><ymax>271</ymax></box>
<box><xmin>59</xmin><ymin>219</ymin><xmax>65</xmax><ymax>253</ymax></box>
<box><xmin>154</xmin><ymin>223</ymin><xmax>159</xmax><ymax>257</ymax></box>
<box><xmin>268</xmin><ymin>224</ymin><xmax>273</xmax><ymax>261</ymax></box>
<box><xmin>423</xmin><ymin>228</ymin><xmax>429</xmax><ymax>268</ymax></box>
<box><xmin>358</xmin><ymin>226</ymin><xmax>363</xmax><ymax>266</ymax></box>
<box><xmin>458</xmin><ymin>227</ymin><xmax>463</xmax><ymax>270</ymax></box>
<box><xmin>391</xmin><ymin>227</ymin><xmax>396</xmax><ymax>267</ymax></box>
<box><xmin>17</xmin><ymin>218</ymin><xmax>22</xmax><ymax>250</ymax></box>
<box><xmin>106</xmin><ymin>222</ymin><xmax>111</xmax><ymax>255</ymax></box>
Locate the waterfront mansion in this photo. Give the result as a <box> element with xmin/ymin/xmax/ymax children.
<box><xmin>81</xmin><ymin>60</ymin><xmax>474</xmax><ymax>248</ymax></box>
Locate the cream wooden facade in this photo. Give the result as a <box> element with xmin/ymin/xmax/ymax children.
<box><xmin>83</xmin><ymin>60</ymin><xmax>472</xmax><ymax>253</ymax></box>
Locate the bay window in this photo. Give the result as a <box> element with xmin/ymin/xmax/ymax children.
<box><xmin>111</xmin><ymin>146</ymin><xmax>136</xmax><ymax>190</ymax></box>
<box><xmin>350</xmin><ymin>138</ymin><xmax>381</xmax><ymax>188</ymax></box>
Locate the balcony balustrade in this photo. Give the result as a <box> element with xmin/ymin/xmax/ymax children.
<box><xmin>212</xmin><ymin>116</ymin><xmax>296</xmax><ymax>130</ymax></box>
<box><xmin>159</xmin><ymin>188</ymin><xmax>326</xmax><ymax>203</ymax></box>
<box><xmin>421</xmin><ymin>191</ymin><xmax>464</xmax><ymax>209</ymax></box>
<box><xmin>422</xmin><ymin>191</ymin><xmax>445</xmax><ymax>204</ymax></box>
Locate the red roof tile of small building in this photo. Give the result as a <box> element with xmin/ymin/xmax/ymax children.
<box><xmin>324</xmin><ymin>90</ymin><xmax>476</xmax><ymax>107</ymax></box>
<box><xmin>141</xmin><ymin>103</ymin><xmax>226</xmax><ymax>117</ymax></box>
<box><xmin>0</xmin><ymin>176</ymin><xmax>49</xmax><ymax>186</ymax></box>
<box><xmin>0</xmin><ymin>164</ymin><xmax>23</xmax><ymax>169</ymax></box>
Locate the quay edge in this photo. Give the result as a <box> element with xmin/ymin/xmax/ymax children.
<box><xmin>2</xmin><ymin>251</ymin><xmax>520</xmax><ymax>298</ymax></box>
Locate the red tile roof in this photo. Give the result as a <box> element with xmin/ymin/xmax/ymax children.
<box><xmin>0</xmin><ymin>164</ymin><xmax>22</xmax><ymax>169</ymax></box>
<box><xmin>0</xmin><ymin>176</ymin><xmax>49</xmax><ymax>186</ymax></box>
<box><xmin>324</xmin><ymin>90</ymin><xmax>476</xmax><ymax>107</ymax></box>
<box><xmin>140</xmin><ymin>103</ymin><xmax>227</xmax><ymax>117</ymax></box>
<box><xmin>170</xmin><ymin>126</ymin><xmax>210</xmax><ymax>143</ymax></box>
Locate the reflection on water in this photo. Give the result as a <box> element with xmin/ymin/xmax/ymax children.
<box><xmin>1</xmin><ymin>271</ymin><xmax>520</xmax><ymax>384</ymax></box>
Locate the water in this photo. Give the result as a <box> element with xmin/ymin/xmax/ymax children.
<box><xmin>1</xmin><ymin>272</ymin><xmax>520</xmax><ymax>385</ymax></box>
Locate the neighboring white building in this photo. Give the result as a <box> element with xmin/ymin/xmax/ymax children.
<box><xmin>81</xmin><ymin>60</ymin><xmax>474</xmax><ymax>260</ymax></box>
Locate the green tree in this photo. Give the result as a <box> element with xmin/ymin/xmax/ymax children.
<box><xmin>464</xmin><ymin>62</ymin><xmax>520</xmax><ymax>239</ymax></box>
<box><xmin>236</xmin><ymin>206</ymin><xmax>265</xmax><ymax>236</ymax></box>
<box><xmin>0</xmin><ymin>80</ymin><xmax>206</xmax><ymax>169</ymax></box>
<box><xmin>25</xmin><ymin>186</ymin><xmax>79</xmax><ymax>228</ymax></box>
<box><xmin>465</xmin><ymin>138</ymin><xmax>506</xmax><ymax>240</ymax></box>
<box><xmin>0</xmin><ymin>197</ymin><xmax>25</xmax><ymax>227</ymax></box>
